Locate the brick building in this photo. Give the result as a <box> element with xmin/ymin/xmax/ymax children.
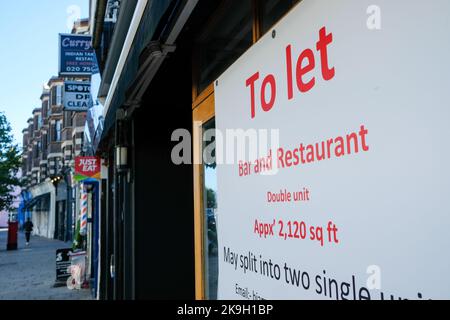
<box><xmin>20</xmin><ymin>18</ymin><xmax>91</xmax><ymax>241</ymax></box>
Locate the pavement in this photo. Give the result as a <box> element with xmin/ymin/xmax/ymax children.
<box><xmin>0</xmin><ymin>228</ymin><xmax>92</xmax><ymax>300</ymax></box>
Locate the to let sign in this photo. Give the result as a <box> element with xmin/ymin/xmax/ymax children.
<box><xmin>75</xmin><ymin>157</ymin><xmax>101</xmax><ymax>182</ymax></box>
<box><xmin>59</xmin><ymin>34</ymin><xmax>98</xmax><ymax>76</ymax></box>
<box><xmin>64</xmin><ymin>81</ymin><xmax>92</xmax><ymax>111</ymax></box>
<box><xmin>215</xmin><ymin>0</ymin><xmax>450</xmax><ymax>300</ymax></box>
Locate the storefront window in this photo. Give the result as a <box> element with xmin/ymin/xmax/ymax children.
<box><xmin>260</xmin><ymin>0</ymin><xmax>300</xmax><ymax>35</ymax></box>
<box><xmin>202</xmin><ymin>119</ymin><xmax>218</xmax><ymax>300</ymax></box>
<box><xmin>195</xmin><ymin>0</ymin><xmax>253</xmax><ymax>94</ymax></box>
<box><xmin>193</xmin><ymin>0</ymin><xmax>303</xmax><ymax>300</ymax></box>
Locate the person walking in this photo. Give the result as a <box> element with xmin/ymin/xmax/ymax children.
<box><xmin>23</xmin><ymin>218</ymin><xmax>34</xmax><ymax>246</ymax></box>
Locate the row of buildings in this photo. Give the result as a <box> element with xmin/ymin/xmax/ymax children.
<box><xmin>21</xmin><ymin>0</ymin><xmax>305</xmax><ymax>299</ymax></box>
<box><xmin>19</xmin><ymin>18</ymin><xmax>103</xmax><ymax>293</ymax></box>
<box><xmin>21</xmin><ymin>76</ymin><xmax>87</xmax><ymax>239</ymax></box>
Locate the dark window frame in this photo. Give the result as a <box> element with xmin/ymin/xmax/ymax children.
<box><xmin>192</xmin><ymin>0</ymin><xmax>301</xmax><ymax>103</ymax></box>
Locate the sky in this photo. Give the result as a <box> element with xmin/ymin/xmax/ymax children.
<box><xmin>0</xmin><ymin>1</ymin><xmax>90</xmax><ymax>146</ymax></box>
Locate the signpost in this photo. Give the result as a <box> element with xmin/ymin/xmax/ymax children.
<box><xmin>215</xmin><ymin>0</ymin><xmax>450</xmax><ymax>299</ymax></box>
<box><xmin>59</xmin><ymin>34</ymin><xmax>98</xmax><ymax>76</ymax></box>
<box><xmin>64</xmin><ymin>81</ymin><xmax>92</xmax><ymax>111</ymax></box>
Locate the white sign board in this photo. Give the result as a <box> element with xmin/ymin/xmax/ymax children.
<box><xmin>215</xmin><ymin>0</ymin><xmax>450</xmax><ymax>300</ymax></box>
<box><xmin>64</xmin><ymin>81</ymin><xmax>92</xmax><ymax>111</ymax></box>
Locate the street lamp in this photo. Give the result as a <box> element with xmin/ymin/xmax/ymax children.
<box><xmin>115</xmin><ymin>145</ymin><xmax>128</xmax><ymax>172</ymax></box>
<box><xmin>115</xmin><ymin>111</ymin><xmax>129</xmax><ymax>173</ymax></box>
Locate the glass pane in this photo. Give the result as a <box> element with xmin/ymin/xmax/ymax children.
<box><xmin>202</xmin><ymin>119</ymin><xmax>218</xmax><ymax>300</ymax></box>
<box><xmin>56</xmin><ymin>86</ymin><xmax>62</xmax><ymax>106</ymax></box>
<box><xmin>260</xmin><ymin>0</ymin><xmax>300</xmax><ymax>35</ymax></box>
<box><xmin>196</xmin><ymin>0</ymin><xmax>253</xmax><ymax>94</ymax></box>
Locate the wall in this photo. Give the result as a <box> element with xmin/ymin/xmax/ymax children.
<box><xmin>0</xmin><ymin>212</ymin><xmax>8</xmax><ymax>228</ymax></box>
<box><xmin>29</xmin><ymin>182</ymin><xmax>56</xmax><ymax>239</ymax></box>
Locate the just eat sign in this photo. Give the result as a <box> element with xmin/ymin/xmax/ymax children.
<box><xmin>75</xmin><ymin>156</ymin><xmax>101</xmax><ymax>182</ymax></box>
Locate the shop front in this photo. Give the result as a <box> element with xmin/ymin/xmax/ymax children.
<box><xmin>92</xmin><ymin>0</ymin><xmax>302</xmax><ymax>300</ymax></box>
<box><xmin>196</xmin><ymin>0</ymin><xmax>450</xmax><ymax>300</ymax></box>
<box><xmin>188</xmin><ymin>0</ymin><xmax>307</xmax><ymax>300</ymax></box>
<box><xmin>25</xmin><ymin>182</ymin><xmax>55</xmax><ymax>239</ymax></box>
<box><xmin>92</xmin><ymin>0</ymin><xmax>450</xmax><ymax>300</ymax></box>
<box><xmin>72</xmin><ymin>156</ymin><xmax>102</xmax><ymax>299</ymax></box>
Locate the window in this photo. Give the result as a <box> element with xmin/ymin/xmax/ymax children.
<box><xmin>42</xmin><ymin>134</ymin><xmax>47</xmax><ymax>153</ymax></box>
<box><xmin>193</xmin><ymin>90</ymin><xmax>216</xmax><ymax>300</ymax></box>
<box><xmin>51</xmin><ymin>85</ymin><xmax>63</xmax><ymax>106</ymax></box>
<box><xmin>105</xmin><ymin>0</ymin><xmax>121</xmax><ymax>22</ymax></box>
<box><xmin>56</xmin><ymin>85</ymin><xmax>63</xmax><ymax>106</ymax></box>
<box><xmin>193</xmin><ymin>0</ymin><xmax>300</xmax><ymax>99</ymax></box>
<box><xmin>195</xmin><ymin>0</ymin><xmax>253</xmax><ymax>95</ymax></box>
<box><xmin>192</xmin><ymin>0</ymin><xmax>302</xmax><ymax>300</ymax></box>
<box><xmin>51</xmin><ymin>86</ymin><xmax>56</xmax><ymax>106</ymax></box>
<box><xmin>64</xmin><ymin>111</ymin><xmax>73</xmax><ymax>127</ymax></box>
<box><xmin>260</xmin><ymin>0</ymin><xmax>300</xmax><ymax>35</ymax></box>
<box><xmin>54</xmin><ymin>120</ymin><xmax>62</xmax><ymax>142</ymax></box>
<box><xmin>38</xmin><ymin>114</ymin><xmax>42</xmax><ymax>129</ymax></box>
<box><xmin>42</xmin><ymin>100</ymin><xmax>48</xmax><ymax>118</ymax></box>
<box><xmin>202</xmin><ymin>119</ymin><xmax>218</xmax><ymax>300</ymax></box>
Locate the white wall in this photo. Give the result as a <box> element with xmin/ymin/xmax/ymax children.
<box><xmin>29</xmin><ymin>181</ymin><xmax>56</xmax><ymax>239</ymax></box>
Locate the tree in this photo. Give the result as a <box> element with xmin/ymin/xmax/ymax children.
<box><xmin>0</xmin><ymin>112</ymin><xmax>22</xmax><ymax>212</ymax></box>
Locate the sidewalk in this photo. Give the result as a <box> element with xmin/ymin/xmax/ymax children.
<box><xmin>0</xmin><ymin>229</ymin><xmax>92</xmax><ymax>300</ymax></box>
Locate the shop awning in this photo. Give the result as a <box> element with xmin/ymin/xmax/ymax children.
<box><xmin>23</xmin><ymin>194</ymin><xmax>50</xmax><ymax>212</ymax></box>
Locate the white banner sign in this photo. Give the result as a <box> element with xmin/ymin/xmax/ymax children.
<box><xmin>64</xmin><ymin>81</ymin><xmax>92</xmax><ymax>111</ymax></box>
<box><xmin>215</xmin><ymin>0</ymin><xmax>450</xmax><ymax>300</ymax></box>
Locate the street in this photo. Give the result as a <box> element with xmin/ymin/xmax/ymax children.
<box><xmin>0</xmin><ymin>229</ymin><xmax>91</xmax><ymax>300</ymax></box>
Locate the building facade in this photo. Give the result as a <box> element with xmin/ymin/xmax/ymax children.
<box><xmin>88</xmin><ymin>0</ymin><xmax>302</xmax><ymax>300</ymax></box>
<box><xmin>21</xmin><ymin>21</ymin><xmax>90</xmax><ymax>242</ymax></box>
